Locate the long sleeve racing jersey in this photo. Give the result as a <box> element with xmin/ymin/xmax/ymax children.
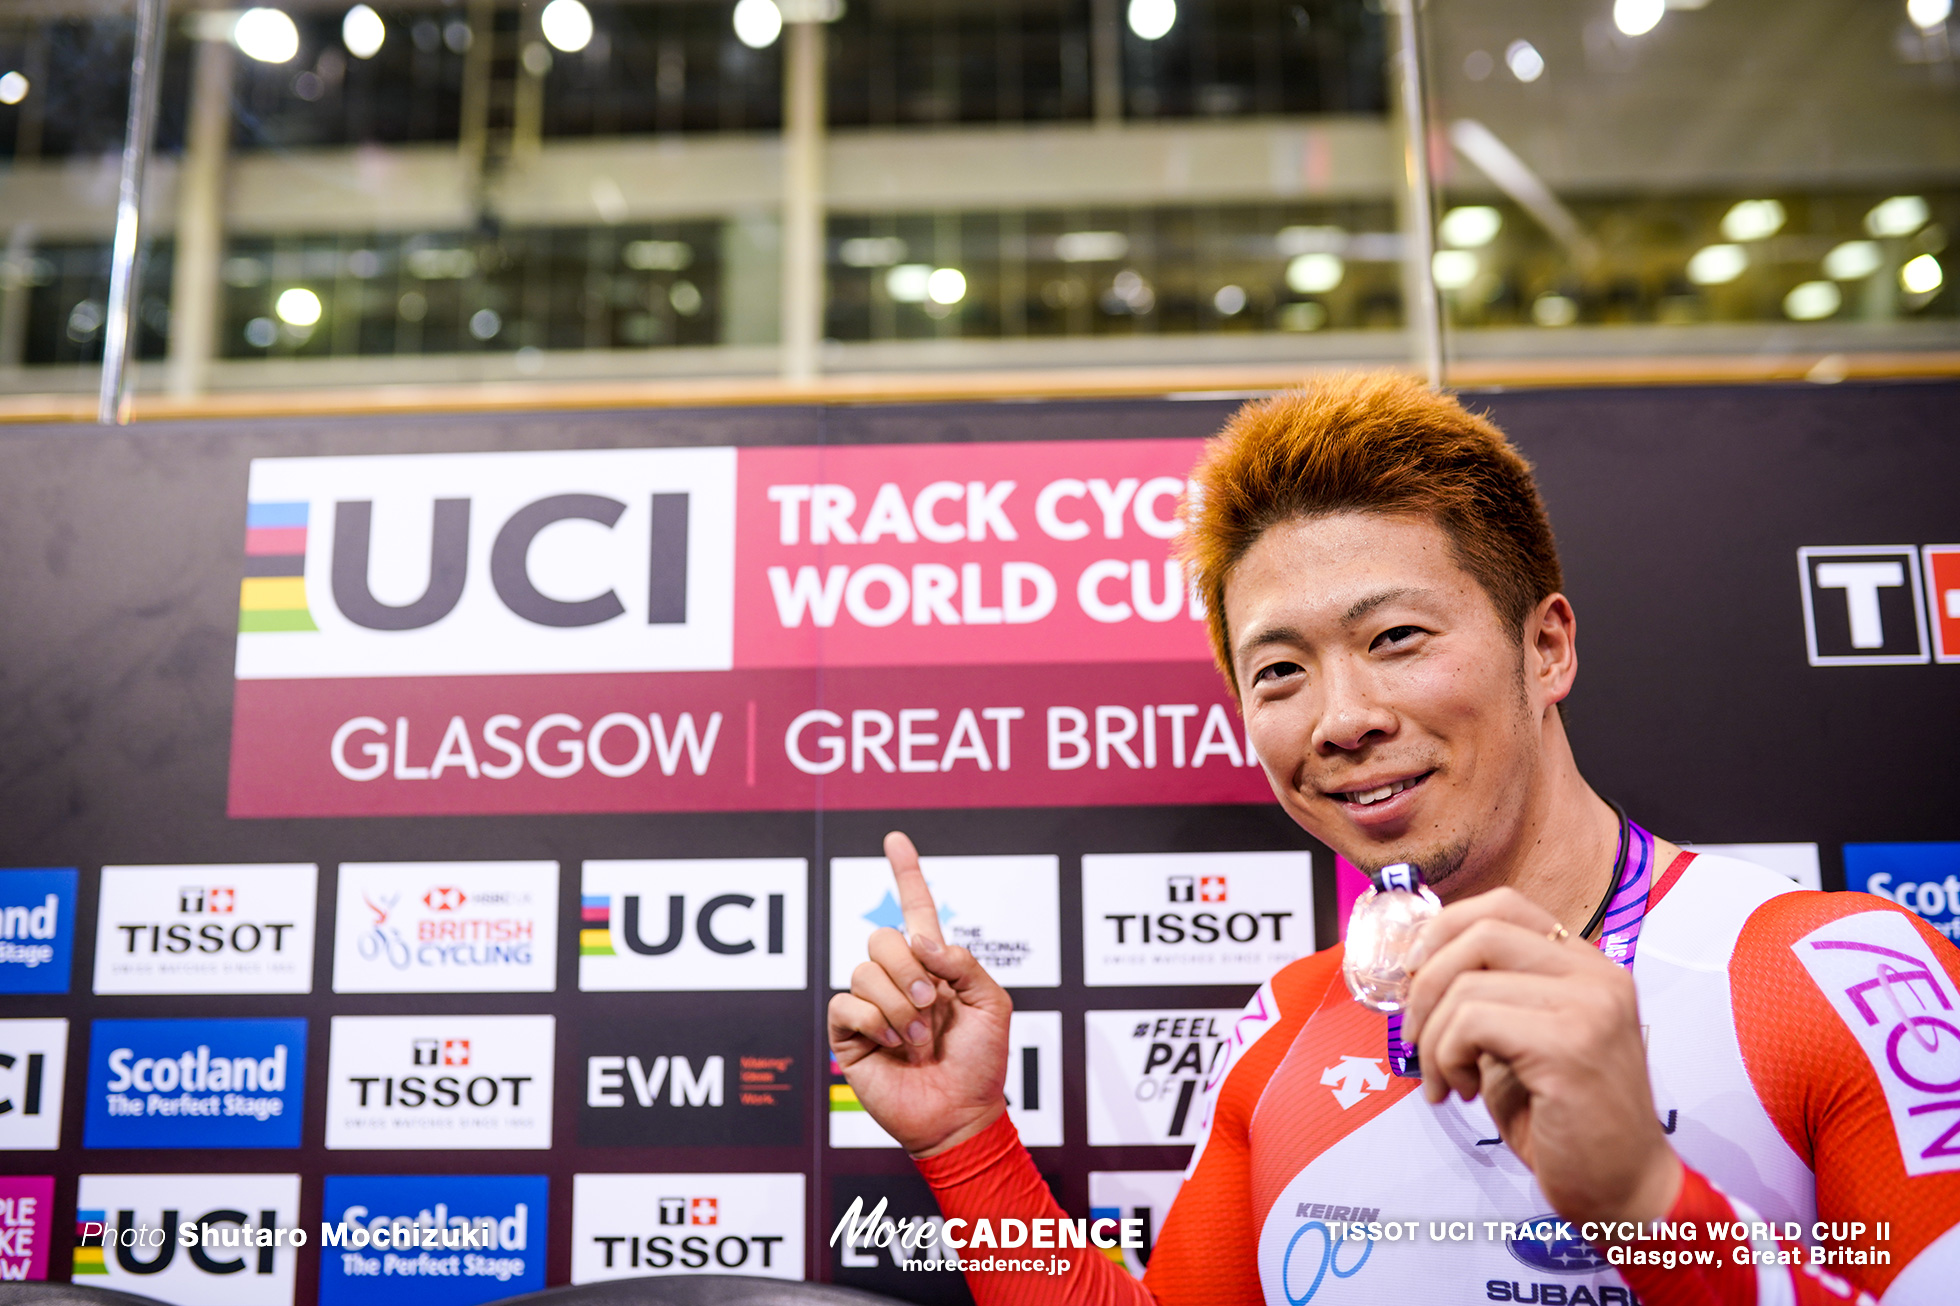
<box><xmin>915</xmin><ymin>852</ymin><xmax>1960</xmax><ymax>1305</ymax></box>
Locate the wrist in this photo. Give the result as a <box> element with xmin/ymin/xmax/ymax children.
<box><xmin>1604</xmin><ymin>1145</ymin><xmax>1684</xmax><ymax>1226</ymax></box>
<box><xmin>907</xmin><ymin>1100</ymin><xmax>1007</xmax><ymax>1161</ymax></box>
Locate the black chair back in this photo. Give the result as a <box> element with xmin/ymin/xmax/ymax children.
<box><xmin>0</xmin><ymin>1286</ymin><xmax>173</xmax><ymax>1306</ymax></box>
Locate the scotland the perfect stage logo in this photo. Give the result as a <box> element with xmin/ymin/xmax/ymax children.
<box><xmin>84</xmin><ymin>1019</ymin><xmax>306</xmax><ymax>1150</ymax></box>
<box><xmin>0</xmin><ymin>869</ymin><xmax>76</xmax><ymax>994</ymax></box>
<box><xmin>319</xmin><ymin>1174</ymin><xmax>546</xmax><ymax>1306</ymax></box>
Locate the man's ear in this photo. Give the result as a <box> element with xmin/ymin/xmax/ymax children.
<box><xmin>1529</xmin><ymin>592</ymin><xmax>1579</xmax><ymax>708</ymax></box>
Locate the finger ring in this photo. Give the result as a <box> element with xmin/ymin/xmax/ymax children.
<box><xmin>1546</xmin><ymin>922</ymin><xmax>1571</xmax><ymax>944</ymax></box>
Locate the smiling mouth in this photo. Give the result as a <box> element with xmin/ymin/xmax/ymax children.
<box><xmin>1329</xmin><ymin>771</ymin><xmax>1433</xmax><ymax>807</ymax></box>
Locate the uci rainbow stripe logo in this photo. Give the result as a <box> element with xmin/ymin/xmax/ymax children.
<box><xmin>239</xmin><ymin>501</ymin><xmax>317</xmax><ymax>632</ymax></box>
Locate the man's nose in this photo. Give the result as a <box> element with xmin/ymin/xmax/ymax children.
<box><xmin>1312</xmin><ymin>661</ymin><xmax>1396</xmax><ymax>753</ymax></box>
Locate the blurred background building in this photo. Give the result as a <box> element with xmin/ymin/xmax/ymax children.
<box><xmin>0</xmin><ymin>0</ymin><xmax>1954</xmax><ymax>399</ymax></box>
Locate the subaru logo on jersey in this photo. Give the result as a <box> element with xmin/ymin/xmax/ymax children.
<box><xmin>827</xmin><ymin>854</ymin><xmax>1061</xmax><ymax>990</ymax></box>
<box><xmin>84</xmin><ymin>1019</ymin><xmax>305</xmax><ymax>1150</ymax></box>
<box><xmin>93</xmin><ymin>865</ymin><xmax>317</xmax><ymax>996</ymax></box>
<box><xmin>1084</xmin><ymin>1010</ymin><xmax>1233</xmax><ymax>1145</ymax></box>
<box><xmin>570</xmin><ymin>1173</ymin><xmax>804</xmax><ymax>1283</ymax></box>
<box><xmin>1849</xmin><ymin>843</ymin><xmax>1960</xmax><ymax>943</ymax></box>
<box><xmin>578</xmin><ymin>859</ymin><xmax>808</xmax><ymax>992</ymax></box>
<box><xmin>1797</xmin><ymin>546</ymin><xmax>1930</xmax><ymax>666</ymax></box>
<box><xmin>0</xmin><ymin>1019</ymin><xmax>68</xmax><ymax>1151</ymax></box>
<box><xmin>73</xmin><ymin>1173</ymin><xmax>299</xmax><ymax>1306</ymax></box>
<box><xmin>325</xmin><ymin>1015</ymin><xmax>554</xmax><ymax>1151</ymax></box>
<box><xmin>1080</xmin><ymin>852</ymin><xmax>1314</xmax><ymax>987</ymax></box>
<box><xmin>332</xmin><ymin>862</ymin><xmax>559</xmax><ymax>994</ymax></box>
<box><xmin>318</xmin><ymin>1174</ymin><xmax>546</xmax><ymax>1305</ymax></box>
<box><xmin>1506</xmin><ymin>1215</ymin><xmax>1611</xmax><ymax>1274</ymax></box>
<box><xmin>235</xmin><ymin>448</ymin><xmax>736</xmax><ymax>681</ymax></box>
<box><xmin>580</xmin><ymin>1010</ymin><xmax>804</xmax><ymax>1147</ymax></box>
<box><xmin>0</xmin><ymin>869</ymin><xmax>77</xmax><ymax>994</ymax></box>
<box><xmin>0</xmin><ymin>1176</ymin><xmax>53</xmax><ymax>1282</ymax></box>
<box><xmin>830</xmin><ymin>1010</ymin><xmax>1061</xmax><ymax>1148</ymax></box>
<box><xmin>1087</xmin><ymin>1171</ymin><xmax>1183</xmax><ymax>1280</ymax></box>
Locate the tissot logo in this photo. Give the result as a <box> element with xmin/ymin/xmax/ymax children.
<box><xmin>1085</xmin><ymin>1010</ymin><xmax>1232</xmax><ymax>1145</ymax></box>
<box><xmin>325</xmin><ymin>1015</ymin><xmax>554</xmax><ymax>1151</ymax></box>
<box><xmin>73</xmin><ymin>1173</ymin><xmax>299</xmax><ymax>1306</ymax></box>
<box><xmin>84</xmin><ymin>1019</ymin><xmax>306</xmax><ymax>1150</ymax></box>
<box><xmin>333</xmin><ymin>862</ymin><xmax>558</xmax><ymax>994</ymax></box>
<box><xmin>570</xmin><ymin>1173</ymin><xmax>804</xmax><ymax>1283</ymax></box>
<box><xmin>0</xmin><ymin>869</ymin><xmax>75</xmax><ymax>994</ymax></box>
<box><xmin>1797</xmin><ymin>545</ymin><xmax>1931</xmax><ymax>665</ymax></box>
<box><xmin>94</xmin><ymin>865</ymin><xmax>317</xmax><ymax>996</ymax></box>
<box><xmin>580</xmin><ymin>1011</ymin><xmax>803</xmax><ymax>1147</ymax></box>
<box><xmin>236</xmin><ymin>448</ymin><xmax>736</xmax><ymax>680</ymax></box>
<box><xmin>0</xmin><ymin>1019</ymin><xmax>67</xmax><ymax>1151</ymax></box>
<box><xmin>1081</xmin><ymin>852</ymin><xmax>1314</xmax><ymax>987</ymax></box>
<box><xmin>579</xmin><ymin>859</ymin><xmax>807</xmax><ymax>992</ymax></box>
<box><xmin>318</xmin><ymin>1174</ymin><xmax>547</xmax><ymax>1305</ymax></box>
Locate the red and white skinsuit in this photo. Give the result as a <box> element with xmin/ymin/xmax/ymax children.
<box><xmin>917</xmin><ymin>852</ymin><xmax>1960</xmax><ymax>1305</ymax></box>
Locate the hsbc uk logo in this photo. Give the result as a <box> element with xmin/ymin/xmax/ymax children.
<box><xmin>1798</xmin><ymin>545</ymin><xmax>1960</xmax><ymax>666</ymax></box>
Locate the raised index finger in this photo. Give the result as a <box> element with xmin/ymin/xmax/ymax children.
<box><xmin>884</xmin><ymin>830</ymin><xmax>945</xmax><ymax>946</ymax></box>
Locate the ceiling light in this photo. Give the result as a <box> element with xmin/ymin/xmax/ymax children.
<box><xmin>1613</xmin><ymin>0</ymin><xmax>1665</xmax><ymax>37</ymax></box>
<box><xmin>233</xmin><ymin>8</ymin><xmax>301</xmax><ymax>64</ymax></box>
<box><xmin>1055</xmin><ymin>231</ymin><xmax>1130</xmax><ymax>262</ymax></box>
<box><xmin>1439</xmin><ymin>206</ymin><xmax>1503</xmax><ymax>249</ymax></box>
<box><xmin>839</xmin><ymin>237</ymin><xmax>907</xmax><ymax>268</ymax></box>
<box><xmin>0</xmin><ymin>72</ymin><xmax>28</xmax><ymax>105</ymax></box>
<box><xmin>733</xmin><ymin>0</ymin><xmax>783</xmax><ymax>49</ymax></box>
<box><xmin>1783</xmin><ymin>281</ymin><xmax>1840</xmax><ymax>321</ymax></box>
<box><xmin>886</xmin><ymin>264</ymin><xmax>932</xmax><ymax>303</ymax></box>
<box><xmin>1720</xmin><ymin>199</ymin><xmax>1786</xmax><ymax>242</ymax></box>
<box><xmin>342</xmin><ymin>5</ymin><xmax>384</xmax><ymax>59</ymax></box>
<box><xmin>274</xmin><ymin>287</ymin><xmax>322</xmax><ymax>326</ymax></box>
<box><xmin>1866</xmin><ymin>195</ymin><xmax>1930</xmax><ymax>238</ymax></box>
<box><xmin>1687</xmin><ymin>244</ymin><xmax>1747</xmax><ymax>285</ymax></box>
<box><xmin>541</xmin><ymin>0</ymin><xmax>593</xmax><ymax>53</ymax></box>
<box><xmin>1907</xmin><ymin>0</ymin><xmax>1952</xmax><ymax>30</ymax></box>
<box><xmin>1901</xmin><ymin>253</ymin><xmax>1945</xmax><ymax>295</ymax></box>
<box><xmin>1531</xmin><ymin>293</ymin><xmax>1578</xmax><ymax>327</ymax></box>
<box><xmin>1286</xmin><ymin>253</ymin><xmax>1344</xmax><ymax>294</ymax></box>
<box><xmin>1129</xmin><ymin>0</ymin><xmax>1177</xmax><ymax>41</ymax></box>
<box><xmin>1213</xmin><ymin>285</ymin><xmax>1247</xmax><ymax>316</ymax></box>
<box><xmin>1431</xmin><ymin>250</ymin><xmax>1480</xmax><ymax>290</ymax></box>
<box><xmin>1823</xmin><ymin>241</ymin><xmax>1883</xmax><ymax>281</ymax></box>
<box><xmin>1504</xmin><ymin>40</ymin><xmax>1544</xmax><ymax>82</ymax></box>
<box><xmin>926</xmin><ymin>268</ymin><xmax>967</xmax><ymax>305</ymax></box>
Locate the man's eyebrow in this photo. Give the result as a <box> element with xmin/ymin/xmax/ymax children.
<box><xmin>1343</xmin><ymin>587</ymin><xmax>1427</xmax><ymax>623</ymax></box>
<box><xmin>1235</xmin><ymin>625</ymin><xmax>1306</xmax><ymax>662</ymax></box>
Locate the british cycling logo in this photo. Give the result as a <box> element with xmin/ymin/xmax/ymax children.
<box><xmin>570</xmin><ymin>1173</ymin><xmax>803</xmax><ymax>1283</ymax></box>
<box><xmin>332</xmin><ymin>862</ymin><xmax>559</xmax><ymax>993</ymax></box>
<box><xmin>83</xmin><ymin>1019</ymin><xmax>305</xmax><ymax>1149</ymax></box>
<box><xmin>0</xmin><ymin>869</ymin><xmax>76</xmax><ymax>994</ymax></box>
<box><xmin>318</xmin><ymin>1174</ymin><xmax>545</xmax><ymax>1305</ymax></box>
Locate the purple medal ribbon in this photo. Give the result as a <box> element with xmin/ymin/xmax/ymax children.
<box><xmin>1385</xmin><ymin>819</ymin><xmax>1657</xmax><ymax>1079</ymax></box>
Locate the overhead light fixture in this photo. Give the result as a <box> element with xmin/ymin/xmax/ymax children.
<box><xmin>342</xmin><ymin>5</ymin><xmax>384</xmax><ymax>59</ymax></box>
<box><xmin>1687</xmin><ymin>244</ymin><xmax>1747</xmax><ymax>285</ymax></box>
<box><xmin>1431</xmin><ymin>250</ymin><xmax>1480</xmax><ymax>291</ymax></box>
<box><xmin>1286</xmin><ymin>253</ymin><xmax>1345</xmax><ymax>294</ymax></box>
<box><xmin>1719</xmin><ymin>199</ymin><xmax>1786</xmax><ymax>242</ymax></box>
<box><xmin>1613</xmin><ymin>0</ymin><xmax>1665</xmax><ymax>37</ymax></box>
<box><xmin>233</xmin><ymin>8</ymin><xmax>301</xmax><ymax>64</ymax></box>
<box><xmin>1783</xmin><ymin>281</ymin><xmax>1841</xmax><ymax>321</ymax></box>
<box><xmin>274</xmin><ymin>287</ymin><xmax>322</xmax><ymax>326</ymax></box>
<box><xmin>1907</xmin><ymin>0</ymin><xmax>1952</xmax><ymax>31</ymax></box>
<box><xmin>0</xmin><ymin>71</ymin><xmax>27</xmax><ymax>105</ymax></box>
<box><xmin>1504</xmin><ymin>40</ymin><xmax>1544</xmax><ymax>82</ymax></box>
<box><xmin>541</xmin><ymin>0</ymin><xmax>594</xmax><ymax>54</ymax></box>
<box><xmin>1055</xmin><ymin>232</ymin><xmax>1130</xmax><ymax>263</ymax></box>
<box><xmin>733</xmin><ymin>0</ymin><xmax>783</xmax><ymax>49</ymax></box>
<box><xmin>1823</xmin><ymin>241</ymin><xmax>1883</xmax><ymax>281</ymax></box>
<box><xmin>1866</xmin><ymin>195</ymin><xmax>1930</xmax><ymax>238</ymax></box>
<box><xmin>1129</xmin><ymin>0</ymin><xmax>1177</xmax><ymax>40</ymax></box>
<box><xmin>1439</xmin><ymin>206</ymin><xmax>1503</xmax><ymax>249</ymax></box>
<box><xmin>926</xmin><ymin>268</ymin><xmax>968</xmax><ymax>306</ymax></box>
<box><xmin>1901</xmin><ymin>254</ymin><xmax>1945</xmax><ymax>296</ymax></box>
<box><xmin>886</xmin><ymin>264</ymin><xmax>932</xmax><ymax>303</ymax></box>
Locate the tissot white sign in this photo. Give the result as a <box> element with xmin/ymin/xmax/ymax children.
<box><xmin>75</xmin><ymin>1172</ymin><xmax>300</xmax><ymax>1306</ymax></box>
<box><xmin>332</xmin><ymin>861</ymin><xmax>559</xmax><ymax>993</ymax></box>
<box><xmin>830</xmin><ymin>1010</ymin><xmax>1061</xmax><ymax>1149</ymax></box>
<box><xmin>827</xmin><ymin>855</ymin><xmax>1060</xmax><ymax>990</ymax></box>
<box><xmin>325</xmin><ymin>1014</ymin><xmax>554</xmax><ymax>1150</ymax></box>
<box><xmin>238</xmin><ymin>448</ymin><xmax>736</xmax><ymax>679</ymax></box>
<box><xmin>1085</xmin><ymin>1009</ymin><xmax>1234</xmax><ymax>1145</ymax></box>
<box><xmin>579</xmin><ymin>859</ymin><xmax>808</xmax><ymax>991</ymax></box>
<box><xmin>570</xmin><ymin>1173</ymin><xmax>804</xmax><ymax>1283</ymax></box>
<box><xmin>0</xmin><ymin>1017</ymin><xmax>67</xmax><ymax>1149</ymax></box>
<box><xmin>1080</xmin><ymin>851</ymin><xmax>1313</xmax><ymax>986</ymax></box>
<box><xmin>94</xmin><ymin>865</ymin><xmax>317</xmax><ymax>995</ymax></box>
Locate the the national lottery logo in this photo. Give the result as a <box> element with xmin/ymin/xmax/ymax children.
<box><xmin>72</xmin><ymin>1173</ymin><xmax>299</xmax><ymax>1306</ymax></box>
<box><xmin>827</xmin><ymin>855</ymin><xmax>1060</xmax><ymax>990</ymax></box>
<box><xmin>1080</xmin><ymin>851</ymin><xmax>1314</xmax><ymax>987</ymax></box>
<box><xmin>578</xmin><ymin>860</ymin><xmax>807</xmax><ymax>992</ymax></box>
<box><xmin>318</xmin><ymin>1174</ymin><xmax>547</xmax><ymax>1306</ymax></box>
<box><xmin>0</xmin><ymin>869</ymin><xmax>76</xmax><ymax>994</ymax></box>
<box><xmin>0</xmin><ymin>1019</ymin><xmax>69</xmax><ymax>1151</ymax></box>
<box><xmin>1085</xmin><ymin>1010</ymin><xmax>1233</xmax><ymax>1146</ymax></box>
<box><xmin>93</xmin><ymin>865</ymin><xmax>317</xmax><ymax>996</ymax></box>
<box><xmin>333</xmin><ymin>862</ymin><xmax>558</xmax><ymax>994</ymax></box>
<box><xmin>83</xmin><ymin>1019</ymin><xmax>306</xmax><ymax>1150</ymax></box>
<box><xmin>326</xmin><ymin>1015</ymin><xmax>554</xmax><ymax>1151</ymax></box>
<box><xmin>570</xmin><ymin>1173</ymin><xmax>804</xmax><ymax>1283</ymax></box>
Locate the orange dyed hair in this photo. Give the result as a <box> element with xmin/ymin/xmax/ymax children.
<box><xmin>1184</xmin><ymin>372</ymin><xmax>1562</xmax><ymax>692</ymax></box>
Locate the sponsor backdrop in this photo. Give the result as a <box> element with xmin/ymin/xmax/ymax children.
<box><xmin>0</xmin><ymin>384</ymin><xmax>1953</xmax><ymax>1304</ymax></box>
